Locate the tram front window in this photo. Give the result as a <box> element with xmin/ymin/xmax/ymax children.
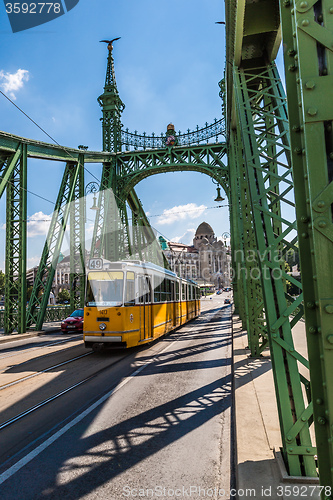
<box><xmin>86</xmin><ymin>271</ymin><xmax>124</xmax><ymax>306</ymax></box>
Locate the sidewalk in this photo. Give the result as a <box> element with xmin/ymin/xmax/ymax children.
<box><xmin>233</xmin><ymin>314</ymin><xmax>319</xmax><ymax>500</ymax></box>
<box><xmin>0</xmin><ymin>322</ymin><xmax>61</xmax><ymax>344</ymax></box>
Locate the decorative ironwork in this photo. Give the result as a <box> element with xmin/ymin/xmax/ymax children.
<box><xmin>0</xmin><ymin>305</ymin><xmax>71</xmax><ymax>329</ymax></box>
<box><xmin>121</xmin><ymin>118</ymin><xmax>225</xmax><ymax>150</ymax></box>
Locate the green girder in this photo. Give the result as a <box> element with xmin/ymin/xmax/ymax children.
<box><xmin>232</xmin><ymin>62</ymin><xmax>316</xmax><ymax>476</ymax></box>
<box><xmin>26</xmin><ymin>160</ymin><xmax>83</xmax><ymax>329</ymax></box>
<box><xmin>69</xmin><ymin>155</ymin><xmax>85</xmax><ymax>311</ymax></box>
<box><xmin>115</xmin><ymin>143</ymin><xmax>229</xmax><ymax>197</ymax></box>
<box><xmin>2</xmin><ymin>144</ymin><xmax>27</xmax><ymax>333</ymax></box>
<box><xmin>279</xmin><ymin>0</ymin><xmax>333</xmax><ymax>489</ymax></box>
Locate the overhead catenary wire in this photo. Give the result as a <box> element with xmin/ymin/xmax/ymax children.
<box><xmin>0</xmin><ymin>89</ymin><xmax>228</xmax><ymax>245</ymax></box>
<box><xmin>0</xmin><ymin>89</ymin><xmax>102</xmax><ymax>201</ymax></box>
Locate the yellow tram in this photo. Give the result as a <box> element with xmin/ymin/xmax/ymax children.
<box><xmin>84</xmin><ymin>259</ymin><xmax>201</xmax><ymax>349</ymax></box>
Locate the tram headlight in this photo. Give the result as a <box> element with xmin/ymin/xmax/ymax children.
<box><xmin>99</xmin><ymin>323</ymin><xmax>107</xmax><ymax>331</ymax></box>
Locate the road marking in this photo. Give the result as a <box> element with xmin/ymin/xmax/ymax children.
<box><xmin>0</xmin><ymin>352</ymin><xmax>92</xmax><ymax>391</ymax></box>
<box><xmin>0</xmin><ymin>299</ymin><xmax>227</xmax><ymax>484</ymax></box>
<box><xmin>0</xmin><ymin>339</ymin><xmax>177</xmax><ymax>485</ymax></box>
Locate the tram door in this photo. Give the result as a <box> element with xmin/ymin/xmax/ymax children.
<box><xmin>171</xmin><ymin>281</ymin><xmax>177</xmax><ymax>326</ymax></box>
<box><xmin>140</xmin><ymin>275</ymin><xmax>153</xmax><ymax>340</ymax></box>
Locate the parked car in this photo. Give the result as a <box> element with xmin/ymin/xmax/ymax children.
<box><xmin>224</xmin><ymin>298</ymin><xmax>231</xmax><ymax>304</ymax></box>
<box><xmin>61</xmin><ymin>308</ymin><xmax>84</xmax><ymax>333</ymax></box>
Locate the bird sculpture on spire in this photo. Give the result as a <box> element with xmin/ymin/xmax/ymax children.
<box><xmin>100</xmin><ymin>37</ymin><xmax>121</xmax><ymax>51</ymax></box>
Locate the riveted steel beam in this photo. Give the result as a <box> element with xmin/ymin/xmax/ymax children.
<box><xmin>27</xmin><ymin>161</ymin><xmax>82</xmax><ymax>330</ymax></box>
<box><xmin>233</xmin><ymin>62</ymin><xmax>316</xmax><ymax>476</ymax></box>
<box><xmin>279</xmin><ymin>0</ymin><xmax>333</xmax><ymax>489</ymax></box>
<box><xmin>69</xmin><ymin>154</ymin><xmax>85</xmax><ymax>311</ymax></box>
<box><xmin>0</xmin><ymin>131</ymin><xmax>112</xmax><ymax>163</ymax></box>
<box><xmin>3</xmin><ymin>143</ymin><xmax>27</xmax><ymax>334</ymax></box>
<box><xmin>116</xmin><ymin>143</ymin><xmax>229</xmax><ymax>198</ymax></box>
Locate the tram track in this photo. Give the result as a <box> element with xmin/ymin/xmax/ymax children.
<box><xmin>0</xmin><ymin>306</ymin><xmax>217</xmax><ymax>434</ymax></box>
<box><xmin>0</xmin><ymin>297</ymin><xmax>231</xmax><ymax>464</ymax></box>
<box><xmin>0</xmin><ymin>348</ymin><xmax>135</xmax><ymax>432</ymax></box>
<box><xmin>0</xmin><ymin>296</ymin><xmax>233</xmax><ymax>498</ymax></box>
<box><xmin>0</xmin><ymin>351</ymin><xmax>93</xmax><ymax>391</ymax></box>
<box><xmin>0</xmin><ymin>335</ymin><xmax>83</xmax><ymax>362</ymax></box>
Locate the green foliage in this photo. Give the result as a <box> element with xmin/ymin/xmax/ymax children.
<box><xmin>0</xmin><ymin>271</ymin><xmax>4</xmax><ymax>296</ymax></box>
<box><xmin>285</xmin><ymin>261</ymin><xmax>301</xmax><ymax>296</ymax></box>
<box><xmin>57</xmin><ymin>289</ymin><xmax>70</xmax><ymax>303</ymax></box>
<box><xmin>286</xmin><ymin>244</ymin><xmax>300</xmax><ymax>271</ymax></box>
<box><xmin>27</xmin><ymin>285</ymin><xmax>33</xmax><ymax>300</ymax></box>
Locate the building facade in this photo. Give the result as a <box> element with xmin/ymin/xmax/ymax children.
<box><xmin>26</xmin><ymin>223</ymin><xmax>231</xmax><ymax>300</ymax></box>
<box><xmin>162</xmin><ymin>222</ymin><xmax>231</xmax><ymax>289</ymax></box>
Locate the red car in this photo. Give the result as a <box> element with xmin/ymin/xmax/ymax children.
<box><xmin>61</xmin><ymin>309</ymin><xmax>84</xmax><ymax>333</ymax></box>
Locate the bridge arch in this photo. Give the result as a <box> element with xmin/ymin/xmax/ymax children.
<box><xmin>116</xmin><ymin>142</ymin><xmax>229</xmax><ymax>200</ymax></box>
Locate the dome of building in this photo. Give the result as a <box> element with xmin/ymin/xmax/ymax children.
<box><xmin>195</xmin><ymin>222</ymin><xmax>214</xmax><ymax>236</ymax></box>
<box><xmin>193</xmin><ymin>222</ymin><xmax>216</xmax><ymax>250</ymax></box>
<box><xmin>199</xmin><ymin>237</ymin><xmax>209</xmax><ymax>245</ymax></box>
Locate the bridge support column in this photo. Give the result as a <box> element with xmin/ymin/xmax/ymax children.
<box><xmin>90</xmin><ymin>161</ymin><xmax>131</xmax><ymax>262</ymax></box>
<box><xmin>27</xmin><ymin>161</ymin><xmax>82</xmax><ymax>330</ymax></box>
<box><xmin>233</xmin><ymin>62</ymin><xmax>316</xmax><ymax>476</ymax></box>
<box><xmin>230</xmin><ymin>125</ymin><xmax>267</xmax><ymax>356</ymax></box>
<box><xmin>3</xmin><ymin>144</ymin><xmax>27</xmax><ymax>334</ymax></box>
<box><xmin>69</xmin><ymin>154</ymin><xmax>85</xmax><ymax>311</ymax></box>
<box><xmin>280</xmin><ymin>0</ymin><xmax>333</xmax><ymax>488</ymax></box>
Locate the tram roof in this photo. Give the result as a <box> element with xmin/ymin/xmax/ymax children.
<box><xmin>88</xmin><ymin>259</ymin><xmax>198</xmax><ymax>285</ymax></box>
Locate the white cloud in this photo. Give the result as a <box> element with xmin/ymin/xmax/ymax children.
<box><xmin>157</xmin><ymin>203</ymin><xmax>207</xmax><ymax>225</ymax></box>
<box><xmin>0</xmin><ymin>69</ymin><xmax>29</xmax><ymax>100</ymax></box>
<box><xmin>172</xmin><ymin>228</ymin><xmax>196</xmax><ymax>245</ymax></box>
<box><xmin>27</xmin><ymin>211</ymin><xmax>52</xmax><ymax>237</ymax></box>
<box><xmin>27</xmin><ymin>255</ymin><xmax>41</xmax><ymax>269</ymax></box>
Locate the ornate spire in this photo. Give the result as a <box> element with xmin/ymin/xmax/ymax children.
<box><xmin>98</xmin><ymin>40</ymin><xmax>125</xmax><ymax>152</ymax></box>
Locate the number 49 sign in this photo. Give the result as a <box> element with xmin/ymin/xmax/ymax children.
<box><xmin>3</xmin><ymin>0</ymin><xmax>80</xmax><ymax>33</ymax></box>
<box><xmin>89</xmin><ymin>259</ymin><xmax>103</xmax><ymax>271</ymax></box>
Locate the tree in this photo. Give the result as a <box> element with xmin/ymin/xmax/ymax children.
<box><xmin>0</xmin><ymin>271</ymin><xmax>5</xmax><ymax>296</ymax></box>
<box><xmin>27</xmin><ymin>285</ymin><xmax>33</xmax><ymax>300</ymax></box>
<box><xmin>286</xmin><ymin>244</ymin><xmax>300</xmax><ymax>271</ymax></box>
<box><xmin>57</xmin><ymin>289</ymin><xmax>70</xmax><ymax>303</ymax></box>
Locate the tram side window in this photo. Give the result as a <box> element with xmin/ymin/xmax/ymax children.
<box><xmin>154</xmin><ymin>278</ymin><xmax>164</xmax><ymax>302</ymax></box>
<box><xmin>176</xmin><ymin>281</ymin><xmax>180</xmax><ymax>301</ymax></box>
<box><xmin>160</xmin><ymin>279</ymin><xmax>166</xmax><ymax>302</ymax></box>
<box><xmin>139</xmin><ymin>276</ymin><xmax>151</xmax><ymax>303</ymax></box>
<box><xmin>182</xmin><ymin>283</ymin><xmax>186</xmax><ymax>301</ymax></box>
<box><xmin>164</xmin><ymin>278</ymin><xmax>172</xmax><ymax>302</ymax></box>
<box><xmin>154</xmin><ymin>279</ymin><xmax>161</xmax><ymax>302</ymax></box>
<box><xmin>154</xmin><ymin>278</ymin><xmax>172</xmax><ymax>302</ymax></box>
<box><xmin>125</xmin><ymin>271</ymin><xmax>135</xmax><ymax>306</ymax></box>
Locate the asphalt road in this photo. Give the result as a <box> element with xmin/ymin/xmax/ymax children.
<box><xmin>0</xmin><ymin>295</ymin><xmax>233</xmax><ymax>500</ymax></box>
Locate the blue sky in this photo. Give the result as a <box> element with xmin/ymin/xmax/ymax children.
<box><xmin>0</xmin><ymin>0</ymin><xmax>229</xmax><ymax>270</ymax></box>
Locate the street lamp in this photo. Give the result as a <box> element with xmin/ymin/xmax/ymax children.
<box><xmin>212</xmin><ymin>177</ymin><xmax>225</xmax><ymax>202</ymax></box>
<box><xmin>222</xmin><ymin>231</ymin><xmax>230</xmax><ymax>247</ymax></box>
<box><xmin>85</xmin><ymin>182</ymin><xmax>99</xmax><ymax>222</ymax></box>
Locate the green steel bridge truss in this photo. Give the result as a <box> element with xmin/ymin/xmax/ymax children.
<box><xmin>0</xmin><ymin>0</ymin><xmax>332</xmax><ymax>492</ymax></box>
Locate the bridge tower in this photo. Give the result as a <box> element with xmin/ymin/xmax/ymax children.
<box><xmin>91</xmin><ymin>42</ymin><xmax>164</xmax><ymax>266</ymax></box>
<box><xmin>98</xmin><ymin>40</ymin><xmax>125</xmax><ymax>153</ymax></box>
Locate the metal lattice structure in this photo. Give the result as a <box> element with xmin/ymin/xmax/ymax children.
<box><xmin>231</xmin><ymin>63</ymin><xmax>315</xmax><ymax>476</ymax></box>
<box><xmin>120</xmin><ymin>118</ymin><xmax>225</xmax><ymax>150</ymax></box>
<box><xmin>226</xmin><ymin>0</ymin><xmax>333</xmax><ymax>492</ymax></box>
